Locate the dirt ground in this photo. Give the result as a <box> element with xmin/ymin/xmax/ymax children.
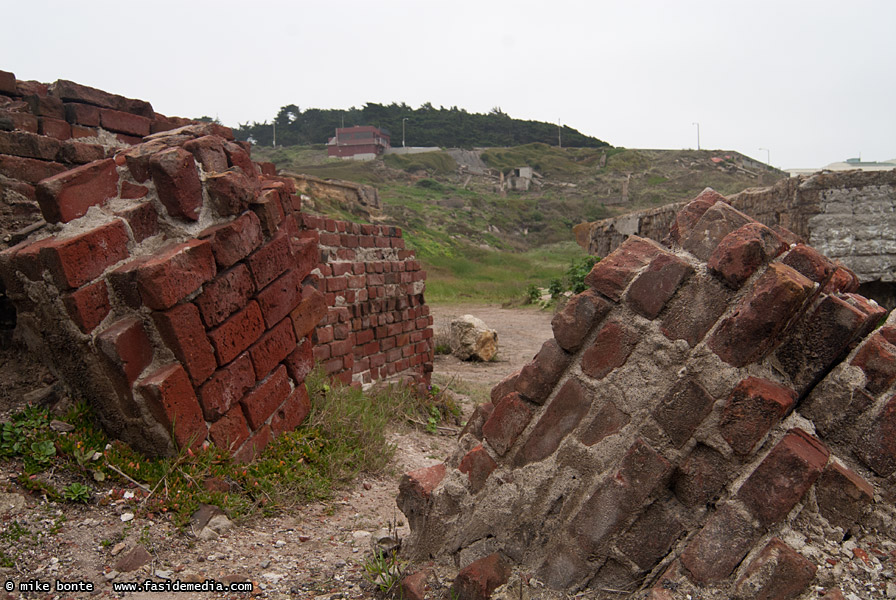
<box><xmin>0</xmin><ymin>304</ymin><xmax>556</xmax><ymax>599</ymax></box>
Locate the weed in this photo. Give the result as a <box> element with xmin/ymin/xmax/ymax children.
<box><xmin>363</xmin><ymin>550</ymin><xmax>404</xmax><ymax>595</ymax></box>
<box><xmin>0</xmin><ymin>521</ymin><xmax>30</xmax><ymax>542</ymax></box>
<box><xmin>62</xmin><ymin>482</ymin><xmax>91</xmax><ymax>503</ymax></box>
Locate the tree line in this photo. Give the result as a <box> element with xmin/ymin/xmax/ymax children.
<box><xmin>232</xmin><ymin>102</ymin><xmax>610</xmax><ymax>149</ymax></box>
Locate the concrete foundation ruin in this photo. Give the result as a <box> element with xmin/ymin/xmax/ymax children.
<box><xmin>398</xmin><ymin>189</ymin><xmax>896</xmax><ymax>598</ymax></box>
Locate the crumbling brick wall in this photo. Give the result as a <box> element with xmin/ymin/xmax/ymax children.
<box><xmin>398</xmin><ymin>189</ymin><xmax>896</xmax><ymax>598</ymax></box>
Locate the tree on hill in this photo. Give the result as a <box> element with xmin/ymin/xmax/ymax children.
<box><xmin>233</xmin><ymin>103</ymin><xmax>610</xmax><ymax>149</ymax></box>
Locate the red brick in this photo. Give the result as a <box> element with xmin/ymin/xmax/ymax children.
<box><xmin>107</xmin><ymin>255</ymin><xmax>150</xmax><ymax>308</ymax></box>
<box><xmin>152</xmin><ymin>302</ymin><xmax>217</xmax><ymax>385</ymax></box>
<box><xmin>119</xmin><ymin>139</ymin><xmax>165</xmax><ymax>182</ymax></box>
<box><xmin>149</xmin><ymin>146</ymin><xmax>202</xmax><ymax>220</ymax></box>
<box><xmin>195</xmin><ymin>263</ymin><xmax>255</xmax><ymax>328</ymax></box>
<box><xmin>667</xmin><ymin>192</ymin><xmax>729</xmax><ymax>239</ymax></box>
<box><xmin>489</xmin><ymin>369</ymin><xmax>520</xmax><ymax>404</ymax></box>
<box><xmin>316</xmin><ymin>325</ymin><xmax>334</xmax><ymax>344</ymax></box>
<box><xmin>515</xmin><ymin>379</ymin><xmax>591</xmax><ymax>466</ymax></box>
<box><xmin>680</xmin><ymin>502</ymin><xmax>759</xmax><ymax>584</ymax></box>
<box><xmin>64</xmin><ymin>102</ymin><xmax>101</xmax><ymax>127</ymax></box>
<box><xmin>40</xmin><ymin>220</ymin><xmax>129</xmax><ymax>289</ymax></box>
<box><xmin>823</xmin><ymin>265</ymin><xmax>860</xmax><ymax>294</ymax></box>
<box><xmin>581</xmin><ymin>320</ymin><xmax>639</xmax><ymax>380</ymax></box>
<box><xmin>62</xmin><ymin>279</ymin><xmax>110</xmax><ymax>333</ymax></box>
<box><xmin>738</xmin><ymin>428</ymin><xmax>829</xmax><ymax>527</ymax></box>
<box><xmin>246</xmin><ymin>232</ymin><xmax>293</xmax><ymax>289</ymax></box>
<box><xmin>38</xmin><ymin>116</ymin><xmax>71</xmax><ymax>140</ymax></box>
<box><xmin>251</xmin><ymin>188</ymin><xmax>285</xmax><ymax>235</ymax></box>
<box><xmin>24</xmin><ymin>94</ymin><xmax>64</xmax><ymax>118</ymax></box>
<box><xmin>719</xmin><ymin>377</ymin><xmax>797</xmax><ymax>455</ymax></box>
<box><xmin>815</xmin><ymin>460</ymin><xmax>875</xmax><ymax>529</ymax></box>
<box><xmin>199</xmin><ymin>211</ymin><xmax>263</xmax><ymax>268</ymax></box>
<box><xmin>96</xmin><ymin>317</ymin><xmax>154</xmax><ymax>383</ymax></box>
<box><xmin>208</xmin><ymin>405</ymin><xmax>251</xmax><ymax>452</ymax></box>
<box><xmin>457</xmin><ymin>445</ymin><xmax>497</xmax><ymax>493</ymax></box>
<box><xmin>399</xmin><ymin>569</ymin><xmax>431</xmax><ymax>600</ymax></box>
<box><xmin>617</xmin><ymin>502</ymin><xmax>684</xmax><ymax>572</ymax></box>
<box><xmin>851</xmin><ymin>331</ymin><xmax>896</xmax><ymax>395</ymax></box>
<box><xmin>449</xmin><ymin>553</ymin><xmax>510</xmax><ymax>600</ymax></box>
<box><xmin>249</xmin><ymin>318</ymin><xmax>297</xmax><ymax>380</ymax></box>
<box><xmin>120</xmin><ymin>180</ymin><xmax>149</xmax><ymax>200</ymax></box>
<box><xmin>58</xmin><ymin>140</ymin><xmax>104</xmax><ymax>164</ymax></box>
<box><xmin>257</xmin><ymin>268</ymin><xmax>302</xmax><ymax>328</ymax></box>
<box><xmin>233</xmin><ymin>424</ymin><xmax>272</xmax><ymax>463</ymax></box>
<box><xmin>626</xmin><ymin>252</ymin><xmax>694</xmax><ymax>318</ymax></box>
<box><xmin>182</xmin><ymin>135</ymin><xmax>229</xmax><ymax>172</ymax></box>
<box><xmin>71</xmin><ymin>124</ymin><xmax>97</xmax><ymax>139</ymax></box>
<box><xmin>707</xmin><ymin>222</ymin><xmax>788</xmax><ymax>288</ymax></box>
<box><xmin>198</xmin><ymin>353</ymin><xmax>255</xmax><ymax>421</ymax></box>
<box><xmin>241</xmin><ymin>365</ymin><xmax>291</xmax><ymax>430</ymax></box>
<box><xmin>135</xmin><ymin>239</ymin><xmax>216</xmax><ymax>310</ymax></box>
<box><xmin>734</xmin><ymin>538</ymin><xmax>817</xmax><ymax>600</ymax></box>
<box><xmin>208</xmin><ymin>300</ymin><xmax>265</xmax><ymax>365</ymax></box>
<box><xmin>0</xmin><ymin>130</ymin><xmax>62</xmax><ymax>161</ymax></box>
<box><xmin>672</xmin><ymin>443</ymin><xmax>730</xmax><ymax>507</ymax></box>
<box><xmin>578</xmin><ymin>399</ymin><xmax>631</xmax><ymax>446</ymax></box>
<box><xmin>16</xmin><ymin>80</ymin><xmax>47</xmax><ymax>97</ymax></box>
<box><xmin>652</xmin><ymin>377</ymin><xmax>715</xmax><ymax>448</ymax></box>
<box><xmin>858</xmin><ymin>395</ymin><xmax>896</xmax><ymax>477</ymax></box>
<box><xmin>312</xmin><ymin>344</ymin><xmax>331</xmax><ymax>362</ymax></box>
<box><xmin>50</xmin><ymin>79</ymin><xmax>154</xmax><ymax>118</ymax></box>
<box><xmin>223</xmin><ymin>141</ymin><xmax>257</xmax><ymax>176</ymax></box>
<box><xmin>98</xmin><ymin>107</ymin><xmax>150</xmax><ymax>137</ymax></box>
<box><xmin>290</xmin><ymin>284</ymin><xmax>328</xmax><ymax>339</ymax></box>
<box><xmin>0</xmin><ymin>109</ymin><xmax>38</xmax><ymax>133</ymax></box>
<box><xmin>114</xmin><ymin>201</ymin><xmax>158</xmax><ymax>242</ymax></box>
<box><xmin>291</xmin><ymin>236</ymin><xmax>318</xmax><ymax>280</ymax></box>
<box><xmin>782</xmin><ymin>243</ymin><xmax>835</xmax><ymax>287</ymax></box>
<box><xmin>206</xmin><ymin>170</ymin><xmax>258</xmax><ymax>217</ymax></box>
<box><xmin>397</xmin><ymin>463</ymin><xmax>447</xmax><ymax>530</ymax></box>
<box><xmin>550</xmin><ymin>289</ymin><xmax>612</xmax><ymax>352</ymax></box>
<box><xmin>515</xmin><ymin>339</ymin><xmax>572</xmax><ymax>403</ymax></box>
<box><xmin>35</xmin><ymin>158</ymin><xmax>118</xmax><ymax>223</ymax></box>
<box><xmin>257</xmin><ymin>161</ymin><xmax>276</xmax><ymax>176</ymax></box>
<box><xmin>0</xmin><ymin>70</ymin><xmax>15</xmax><ymax>95</ymax></box>
<box><xmin>270</xmin><ymin>384</ymin><xmax>311</xmax><ymax>436</ymax></box>
<box><xmin>708</xmin><ymin>263</ymin><xmax>815</xmax><ymax>367</ymax></box>
<box><xmin>584</xmin><ymin>236</ymin><xmax>666</xmax><ymax>300</ymax></box>
<box><xmin>660</xmin><ymin>275</ymin><xmax>731</xmax><ymax>347</ymax></box>
<box><xmin>137</xmin><ymin>363</ymin><xmax>206</xmax><ymax>450</ymax></box>
<box><xmin>681</xmin><ymin>200</ymin><xmax>753</xmax><ymax>261</ymax></box>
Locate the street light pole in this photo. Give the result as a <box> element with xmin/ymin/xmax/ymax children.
<box><xmin>759</xmin><ymin>147</ymin><xmax>770</xmax><ymax>167</ymax></box>
<box><xmin>402</xmin><ymin>118</ymin><xmax>408</xmax><ymax>148</ymax></box>
<box><xmin>692</xmin><ymin>122</ymin><xmax>700</xmax><ymax>150</ymax></box>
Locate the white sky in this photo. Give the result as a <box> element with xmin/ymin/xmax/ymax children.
<box><xmin>2</xmin><ymin>0</ymin><xmax>894</xmax><ymax>169</ymax></box>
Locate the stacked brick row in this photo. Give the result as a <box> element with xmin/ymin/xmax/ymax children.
<box><xmin>398</xmin><ymin>189</ymin><xmax>895</xmax><ymax>598</ymax></box>
<box><xmin>299</xmin><ymin>214</ymin><xmax>433</xmax><ymax>387</ymax></box>
<box><xmin>0</xmin><ymin>122</ymin><xmax>325</xmax><ymax>459</ymax></box>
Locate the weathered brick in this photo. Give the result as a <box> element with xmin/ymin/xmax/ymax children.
<box><xmin>668</xmin><ymin>188</ymin><xmax>727</xmax><ymax>244</ymax></box>
<box><xmin>208</xmin><ymin>301</ymin><xmax>265</xmax><ymax>366</ymax></box>
<box><xmin>578</xmin><ymin>400</ymin><xmax>630</xmax><ymax>446</ymax></box>
<box><xmin>255</xmin><ymin>267</ymin><xmax>302</xmax><ymax>328</ymax></box>
<box><xmin>233</xmin><ymin>424</ymin><xmax>272</xmax><ymax>463</ymax></box>
<box><xmin>24</xmin><ymin>94</ymin><xmax>64</xmax><ymax>119</ymax></box>
<box><xmin>672</xmin><ymin>443</ymin><xmax>730</xmax><ymax>507</ymax></box>
<box><xmin>617</xmin><ymin>502</ymin><xmax>684</xmax><ymax>571</ymax></box>
<box><xmin>857</xmin><ymin>395</ymin><xmax>896</xmax><ymax>477</ymax></box>
<box><xmin>64</xmin><ymin>102</ymin><xmax>101</xmax><ymax>127</ymax></box>
<box><xmin>135</xmin><ymin>239</ymin><xmax>216</xmax><ymax>310</ymax></box>
<box><xmin>270</xmin><ymin>384</ymin><xmax>311</xmax><ymax>436</ymax></box>
<box><xmin>199</xmin><ymin>210</ymin><xmax>263</xmax><ymax>268</ymax></box>
<box><xmin>58</xmin><ymin>140</ymin><xmax>104</xmax><ymax>164</ymax></box>
<box><xmin>0</xmin><ymin>130</ymin><xmax>62</xmax><ymax>161</ymax></box>
<box><xmin>458</xmin><ymin>445</ymin><xmax>498</xmax><ymax>493</ymax></box>
<box><xmin>734</xmin><ymin>538</ymin><xmax>817</xmax><ymax>600</ymax></box>
<box><xmin>0</xmin><ymin>70</ymin><xmax>16</xmax><ymax>96</ymax></box>
<box><xmin>114</xmin><ymin>200</ymin><xmax>158</xmax><ymax>242</ymax></box>
<box><xmin>489</xmin><ymin>370</ymin><xmax>519</xmax><ymax>404</ymax></box>
<box><xmin>249</xmin><ymin>318</ymin><xmax>297</xmax><ymax>380</ymax></box>
<box><xmin>96</xmin><ymin>317</ymin><xmax>154</xmax><ymax>383</ymax></box>
<box><xmin>815</xmin><ymin>460</ymin><xmax>874</xmax><ymax>529</ymax></box>
<box><xmin>251</xmin><ymin>188</ymin><xmax>285</xmax><ymax>235</ymax></box>
<box><xmin>50</xmin><ymin>79</ymin><xmax>154</xmax><ymax>118</ymax></box>
<box><xmin>626</xmin><ymin>252</ymin><xmax>694</xmax><ymax>319</ymax></box>
<box><xmin>35</xmin><ymin>158</ymin><xmax>118</xmax><ymax>223</ymax></box>
<box><xmin>62</xmin><ymin>280</ymin><xmax>110</xmax><ymax>333</ymax></box>
<box><xmin>182</xmin><ymin>135</ymin><xmax>229</xmax><ymax>172</ymax></box>
<box><xmin>460</xmin><ymin>402</ymin><xmax>494</xmax><ymax>441</ymax></box>
<box><xmin>37</xmin><ymin>116</ymin><xmax>71</xmax><ymax>140</ymax></box>
<box><xmin>208</xmin><ymin>405</ymin><xmax>251</xmax><ymax>452</ymax></box>
<box><xmin>152</xmin><ymin>302</ymin><xmax>217</xmax><ymax>385</ymax></box>
<box><xmin>515</xmin><ymin>379</ymin><xmax>591</xmax><ymax>466</ymax></box>
<box><xmin>851</xmin><ymin>331</ymin><xmax>896</xmax><ymax>395</ymax></box>
<box><xmin>707</xmin><ymin>222</ymin><xmax>788</xmax><ymax>288</ymax></box>
<box><xmin>719</xmin><ymin>377</ymin><xmax>797</xmax><ymax>455</ymax></box>
<box><xmin>223</xmin><ymin>141</ymin><xmax>257</xmax><ymax>176</ymax></box>
<box><xmin>708</xmin><ymin>263</ymin><xmax>816</xmax><ymax>367</ymax></box>
<box><xmin>246</xmin><ymin>232</ymin><xmax>293</xmax><ymax>289</ymax></box>
<box><xmin>70</xmin><ymin>124</ymin><xmax>97</xmax><ymax>139</ymax></box>
<box><xmin>396</xmin><ymin>463</ymin><xmax>447</xmax><ymax>530</ymax></box>
<box><xmin>653</xmin><ymin>377</ymin><xmax>715</xmax><ymax>448</ymax></box>
<box><xmin>584</xmin><ymin>236</ymin><xmax>665</xmax><ymax>300</ymax></box>
<box><xmin>195</xmin><ymin>263</ymin><xmax>255</xmax><ymax>328</ymax></box>
<box><xmin>782</xmin><ymin>243</ymin><xmax>835</xmax><ymax>287</ymax></box>
<box><xmin>150</xmin><ymin>146</ymin><xmax>202</xmax><ymax>220</ymax></box>
<box><xmin>680</xmin><ymin>502</ymin><xmax>758</xmax><ymax>584</ymax></box>
<box><xmin>241</xmin><ymin>365</ymin><xmax>291</xmax><ymax>430</ymax></box>
<box><xmin>738</xmin><ymin>428</ymin><xmax>829</xmax><ymax>527</ymax></box>
<box><xmin>681</xmin><ymin>200</ymin><xmax>753</xmax><ymax>261</ymax></box>
<box><xmin>0</xmin><ymin>109</ymin><xmax>38</xmax><ymax>133</ymax></box>
<box><xmin>581</xmin><ymin>320</ymin><xmax>639</xmax><ymax>380</ymax></box>
<box><xmin>290</xmin><ymin>284</ymin><xmax>328</xmax><ymax>339</ymax></box>
<box><xmin>515</xmin><ymin>339</ymin><xmax>572</xmax><ymax>403</ymax></box>
<box><xmin>40</xmin><ymin>220</ymin><xmax>129</xmax><ymax>289</ymax></box>
<box><xmin>137</xmin><ymin>363</ymin><xmax>206</xmax><ymax>450</ymax></box>
<box><xmin>205</xmin><ymin>169</ymin><xmax>258</xmax><ymax>217</ymax></box>
<box><xmin>801</xmin><ymin>380</ymin><xmax>874</xmax><ymax>444</ymax></box>
<box><xmin>823</xmin><ymin>265</ymin><xmax>860</xmax><ymax>294</ymax></box>
<box><xmin>399</xmin><ymin>569</ymin><xmax>431</xmax><ymax>600</ymax></box>
<box><xmin>449</xmin><ymin>553</ymin><xmax>510</xmax><ymax>600</ymax></box>
<box><xmin>198</xmin><ymin>352</ymin><xmax>255</xmax><ymax>421</ymax></box>
<box><xmin>551</xmin><ymin>289</ymin><xmax>612</xmax><ymax>351</ymax></box>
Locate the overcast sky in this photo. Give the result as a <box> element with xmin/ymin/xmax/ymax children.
<box><xmin>3</xmin><ymin>1</ymin><xmax>894</xmax><ymax>169</ymax></box>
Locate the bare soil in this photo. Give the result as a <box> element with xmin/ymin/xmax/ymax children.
<box><xmin>0</xmin><ymin>304</ymin><xmax>556</xmax><ymax>599</ymax></box>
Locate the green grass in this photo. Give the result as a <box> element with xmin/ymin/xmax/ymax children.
<box><xmin>384</xmin><ymin>151</ymin><xmax>457</xmax><ymax>175</ymax></box>
<box><xmin>481</xmin><ymin>143</ymin><xmax>606</xmax><ymax>176</ymax></box>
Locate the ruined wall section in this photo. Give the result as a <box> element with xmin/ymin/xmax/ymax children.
<box><xmin>299</xmin><ymin>214</ymin><xmax>433</xmax><ymax>387</ymax></box>
<box><xmin>399</xmin><ymin>189</ymin><xmax>896</xmax><ymax>598</ymax></box>
<box><xmin>0</xmin><ymin>122</ymin><xmax>325</xmax><ymax>459</ymax></box>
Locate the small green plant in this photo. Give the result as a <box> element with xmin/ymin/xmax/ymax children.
<box><xmin>0</xmin><ymin>521</ymin><xmax>30</xmax><ymax>543</ymax></box>
<box><xmin>566</xmin><ymin>255</ymin><xmax>599</xmax><ymax>294</ymax></box>
<box><xmin>363</xmin><ymin>549</ymin><xmax>404</xmax><ymax>595</ymax></box>
<box><xmin>525</xmin><ymin>284</ymin><xmax>541</xmax><ymax>304</ymax></box>
<box><xmin>62</xmin><ymin>482</ymin><xmax>91</xmax><ymax>503</ymax></box>
<box><xmin>548</xmin><ymin>278</ymin><xmax>564</xmax><ymax>298</ymax></box>
<box><xmin>426</xmin><ymin>406</ymin><xmax>441</xmax><ymax>434</ymax></box>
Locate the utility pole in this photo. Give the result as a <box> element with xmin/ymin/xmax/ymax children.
<box><xmin>692</xmin><ymin>122</ymin><xmax>700</xmax><ymax>150</ymax></box>
<box><xmin>558</xmin><ymin>119</ymin><xmax>562</xmax><ymax>148</ymax></box>
<box><xmin>272</xmin><ymin>121</ymin><xmax>276</xmax><ymax>147</ymax></box>
<box><xmin>759</xmin><ymin>147</ymin><xmax>770</xmax><ymax>167</ymax></box>
<box><xmin>402</xmin><ymin>117</ymin><xmax>408</xmax><ymax>148</ymax></box>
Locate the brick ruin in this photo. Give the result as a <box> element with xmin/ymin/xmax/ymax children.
<box><xmin>398</xmin><ymin>189</ymin><xmax>896</xmax><ymax>598</ymax></box>
<box><xmin>0</xmin><ymin>70</ymin><xmax>432</xmax><ymax>458</ymax></box>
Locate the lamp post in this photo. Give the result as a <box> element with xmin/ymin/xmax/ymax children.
<box><xmin>759</xmin><ymin>147</ymin><xmax>770</xmax><ymax>167</ymax></box>
<box><xmin>402</xmin><ymin>118</ymin><xmax>408</xmax><ymax>148</ymax></box>
<box><xmin>692</xmin><ymin>122</ymin><xmax>700</xmax><ymax>150</ymax></box>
